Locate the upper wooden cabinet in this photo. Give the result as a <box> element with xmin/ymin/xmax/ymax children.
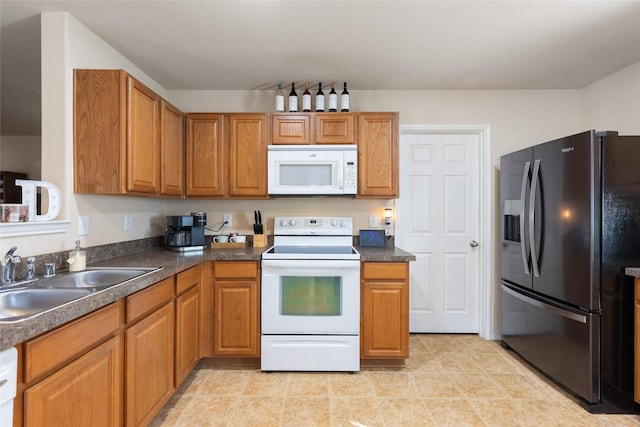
<box><xmin>272</xmin><ymin>113</ymin><xmax>355</xmax><ymax>145</ymax></box>
<box><xmin>185</xmin><ymin>113</ymin><xmax>226</xmax><ymax>197</ymax></box>
<box><xmin>185</xmin><ymin>113</ymin><xmax>268</xmax><ymax>198</ymax></box>
<box><xmin>74</xmin><ymin>69</ymin><xmax>183</xmax><ymax>197</ymax></box>
<box><xmin>357</xmin><ymin>113</ymin><xmax>399</xmax><ymax>198</ymax></box>
<box><xmin>160</xmin><ymin>100</ymin><xmax>185</xmax><ymax>196</ymax></box>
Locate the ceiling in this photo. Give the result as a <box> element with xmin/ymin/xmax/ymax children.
<box><xmin>2</xmin><ymin>0</ymin><xmax>640</xmax><ymax>135</ymax></box>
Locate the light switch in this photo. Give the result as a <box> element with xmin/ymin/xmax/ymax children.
<box><xmin>79</xmin><ymin>216</ymin><xmax>90</xmax><ymax>235</ymax></box>
<box><xmin>368</xmin><ymin>214</ymin><xmax>379</xmax><ymax>228</ymax></box>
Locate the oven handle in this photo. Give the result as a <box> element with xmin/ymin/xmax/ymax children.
<box><xmin>261</xmin><ymin>260</ymin><xmax>361</xmax><ymax>269</ymax></box>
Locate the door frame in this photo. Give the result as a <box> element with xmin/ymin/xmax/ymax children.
<box><xmin>397</xmin><ymin>124</ymin><xmax>494</xmax><ymax>339</ymax></box>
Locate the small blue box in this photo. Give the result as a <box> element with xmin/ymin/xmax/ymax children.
<box><xmin>359</xmin><ymin>229</ymin><xmax>386</xmax><ymax>247</ymax></box>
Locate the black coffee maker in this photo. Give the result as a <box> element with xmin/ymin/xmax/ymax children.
<box><xmin>164</xmin><ymin>212</ymin><xmax>206</xmax><ymax>251</ymax></box>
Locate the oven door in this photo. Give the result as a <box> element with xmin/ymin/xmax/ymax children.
<box><xmin>261</xmin><ymin>259</ymin><xmax>360</xmax><ymax>334</ymax></box>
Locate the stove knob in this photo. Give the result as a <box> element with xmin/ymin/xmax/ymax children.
<box><xmin>339</xmin><ymin>220</ymin><xmax>347</xmax><ymax>227</ymax></box>
<box><xmin>289</xmin><ymin>219</ymin><xmax>297</xmax><ymax>227</ymax></box>
<box><xmin>279</xmin><ymin>219</ymin><xmax>288</xmax><ymax>227</ymax></box>
<box><xmin>330</xmin><ymin>219</ymin><xmax>338</xmax><ymax>227</ymax></box>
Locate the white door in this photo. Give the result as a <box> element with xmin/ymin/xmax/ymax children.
<box><xmin>397</xmin><ymin>127</ymin><xmax>483</xmax><ymax>333</ymax></box>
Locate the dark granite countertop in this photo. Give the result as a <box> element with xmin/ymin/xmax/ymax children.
<box><xmin>625</xmin><ymin>267</ymin><xmax>640</xmax><ymax>278</ymax></box>
<box><xmin>0</xmin><ymin>244</ymin><xmax>414</xmax><ymax>351</ymax></box>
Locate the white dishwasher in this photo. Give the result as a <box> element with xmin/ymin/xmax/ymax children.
<box><xmin>0</xmin><ymin>347</ymin><xmax>17</xmax><ymax>427</ymax></box>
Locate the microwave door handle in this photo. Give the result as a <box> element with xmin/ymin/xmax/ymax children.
<box><xmin>520</xmin><ymin>161</ymin><xmax>531</xmax><ymax>275</ymax></box>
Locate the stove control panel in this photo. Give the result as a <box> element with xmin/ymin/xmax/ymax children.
<box><xmin>274</xmin><ymin>216</ymin><xmax>353</xmax><ymax>235</ymax></box>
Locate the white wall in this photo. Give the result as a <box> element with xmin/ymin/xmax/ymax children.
<box><xmin>581</xmin><ymin>60</ymin><xmax>640</xmax><ymax>134</ymax></box>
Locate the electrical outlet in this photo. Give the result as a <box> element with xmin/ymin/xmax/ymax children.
<box><xmin>223</xmin><ymin>214</ymin><xmax>233</xmax><ymax>228</ymax></box>
<box><xmin>124</xmin><ymin>214</ymin><xmax>132</xmax><ymax>231</ymax></box>
<box><xmin>79</xmin><ymin>216</ymin><xmax>90</xmax><ymax>235</ymax></box>
<box><xmin>368</xmin><ymin>214</ymin><xmax>379</xmax><ymax>228</ymax></box>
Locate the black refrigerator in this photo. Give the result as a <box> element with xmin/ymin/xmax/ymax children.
<box><xmin>500</xmin><ymin>130</ymin><xmax>640</xmax><ymax>413</ymax></box>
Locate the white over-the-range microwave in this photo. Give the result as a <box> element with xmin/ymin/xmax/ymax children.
<box><xmin>267</xmin><ymin>144</ymin><xmax>357</xmax><ymax>196</ymax></box>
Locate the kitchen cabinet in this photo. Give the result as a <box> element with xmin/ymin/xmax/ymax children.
<box><xmin>212</xmin><ymin>261</ymin><xmax>261</xmax><ymax>356</ymax></box>
<box><xmin>360</xmin><ymin>261</ymin><xmax>409</xmax><ymax>359</ymax></box>
<box><xmin>633</xmin><ymin>277</ymin><xmax>640</xmax><ymax>403</ymax></box>
<box><xmin>160</xmin><ymin>100</ymin><xmax>184</xmax><ymax>196</ymax></box>
<box><xmin>228</xmin><ymin>113</ymin><xmax>268</xmax><ymax>197</ymax></box>
<box><xmin>185</xmin><ymin>113</ymin><xmax>268</xmax><ymax>198</ymax></box>
<box><xmin>185</xmin><ymin>113</ymin><xmax>226</xmax><ymax>197</ymax></box>
<box><xmin>357</xmin><ymin>112</ymin><xmax>399</xmax><ymax>198</ymax></box>
<box><xmin>22</xmin><ymin>302</ymin><xmax>123</xmax><ymax>426</ymax></box>
<box><xmin>125</xmin><ymin>277</ymin><xmax>175</xmax><ymax>427</ymax></box>
<box><xmin>74</xmin><ymin>69</ymin><xmax>182</xmax><ymax>197</ymax></box>
<box><xmin>271</xmin><ymin>113</ymin><xmax>355</xmax><ymax>144</ymax></box>
<box><xmin>175</xmin><ymin>265</ymin><xmax>201</xmax><ymax>387</ymax></box>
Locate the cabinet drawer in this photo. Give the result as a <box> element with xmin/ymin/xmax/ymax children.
<box><xmin>176</xmin><ymin>264</ymin><xmax>201</xmax><ymax>295</ymax></box>
<box><xmin>214</xmin><ymin>261</ymin><xmax>258</xmax><ymax>279</ymax></box>
<box><xmin>272</xmin><ymin>114</ymin><xmax>310</xmax><ymax>144</ymax></box>
<box><xmin>314</xmin><ymin>113</ymin><xmax>354</xmax><ymax>144</ymax></box>
<box><xmin>362</xmin><ymin>262</ymin><xmax>408</xmax><ymax>281</ymax></box>
<box><xmin>24</xmin><ymin>301</ymin><xmax>122</xmax><ymax>384</ymax></box>
<box><xmin>126</xmin><ymin>277</ymin><xmax>174</xmax><ymax>323</ymax></box>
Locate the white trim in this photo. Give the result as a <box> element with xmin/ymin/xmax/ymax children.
<box><xmin>0</xmin><ymin>220</ymin><xmax>72</xmax><ymax>237</ymax></box>
<box><xmin>398</xmin><ymin>124</ymin><xmax>494</xmax><ymax>340</ymax></box>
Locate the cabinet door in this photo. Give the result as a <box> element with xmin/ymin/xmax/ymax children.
<box><xmin>314</xmin><ymin>113</ymin><xmax>355</xmax><ymax>144</ymax></box>
<box><xmin>358</xmin><ymin>113</ymin><xmax>399</xmax><ymax>198</ymax></box>
<box><xmin>361</xmin><ymin>262</ymin><xmax>409</xmax><ymax>359</ymax></box>
<box><xmin>228</xmin><ymin>114</ymin><xmax>268</xmax><ymax>197</ymax></box>
<box><xmin>361</xmin><ymin>282</ymin><xmax>409</xmax><ymax>358</ymax></box>
<box><xmin>160</xmin><ymin>100</ymin><xmax>184</xmax><ymax>196</ymax></box>
<box><xmin>24</xmin><ymin>336</ymin><xmax>122</xmax><ymax>427</ymax></box>
<box><xmin>74</xmin><ymin>69</ymin><xmax>127</xmax><ymax>194</ymax></box>
<box><xmin>271</xmin><ymin>114</ymin><xmax>311</xmax><ymax>144</ymax></box>
<box><xmin>214</xmin><ymin>280</ymin><xmax>260</xmax><ymax>356</ymax></box>
<box><xmin>175</xmin><ymin>286</ymin><xmax>200</xmax><ymax>387</ymax></box>
<box><xmin>185</xmin><ymin>113</ymin><xmax>226</xmax><ymax>197</ymax></box>
<box><xmin>126</xmin><ymin>302</ymin><xmax>175</xmax><ymax>427</ymax></box>
<box><xmin>126</xmin><ymin>76</ymin><xmax>160</xmax><ymax>194</ymax></box>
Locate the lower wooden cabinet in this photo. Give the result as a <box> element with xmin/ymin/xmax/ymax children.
<box><xmin>125</xmin><ymin>278</ymin><xmax>175</xmax><ymax>427</ymax></box>
<box><xmin>21</xmin><ymin>302</ymin><xmax>123</xmax><ymax>427</ymax></box>
<box><xmin>360</xmin><ymin>261</ymin><xmax>409</xmax><ymax>359</ymax></box>
<box><xmin>175</xmin><ymin>265</ymin><xmax>201</xmax><ymax>387</ymax></box>
<box><xmin>24</xmin><ymin>336</ymin><xmax>122</xmax><ymax>426</ymax></box>
<box><xmin>212</xmin><ymin>261</ymin><xmax>260</xmax><ymax>356</ymax></box>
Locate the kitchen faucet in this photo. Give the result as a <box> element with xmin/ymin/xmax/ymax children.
<box><xmin>1</xmin><ymin>246</ymin><xmax>21</xmax><ymax>286</ymax></box>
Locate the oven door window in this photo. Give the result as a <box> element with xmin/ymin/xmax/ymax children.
<box><xmin>280</xmin><ymin>276</ymin><xmax>341</xmax><ymax>316</ymax></box>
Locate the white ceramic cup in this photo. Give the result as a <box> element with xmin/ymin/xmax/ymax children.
<box><xmin>214</xmin><ymin>235</ymin><xmax>229</xmax><ymax>243</ymax></box>
<box><xmin>231</xmin><ymin>235</ymin><xmax>246</xmax><ymax>243</ymax></box>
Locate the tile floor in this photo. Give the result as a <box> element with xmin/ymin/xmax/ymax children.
<box><xmin>151</xmin><ymin>334</ymin><xmax>640</xmax><ymax>426</ymax></box>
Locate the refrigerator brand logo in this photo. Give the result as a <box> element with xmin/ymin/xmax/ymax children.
<box><xmin>561</xmin><ymin>146</ymin><xmax>575</xmax><ymax>153</ymax></box>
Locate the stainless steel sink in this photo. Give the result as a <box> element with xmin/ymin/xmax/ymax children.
<box><xmin>35</xmin><ymin>267</ymin><xmax>160</xmax><ymax>291</ymax></box>
<box><xmin>0</xmin><ymin>288</ymin><xmax>91</xmax><ymax>321</ymax></box>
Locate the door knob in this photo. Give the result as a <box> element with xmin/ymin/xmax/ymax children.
<box><xmin>470</xmin><ymin>240</ymin><xmax>479</xmax><ymax>248</ymax></box>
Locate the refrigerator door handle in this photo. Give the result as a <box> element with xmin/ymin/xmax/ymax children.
<box><xmin>520</xmin><ymin>161</ymin><xmax>531</xmax><ymax>274</ymax></box>
<box><xmin>529</xmin><ymin>159</ymin><xmax>541</xmax><ymax>277</ymax></box>
<box><xmin>501</xmin><ymin>283</ymin><xmax>587</xmax><ymax>324</ymax></box>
